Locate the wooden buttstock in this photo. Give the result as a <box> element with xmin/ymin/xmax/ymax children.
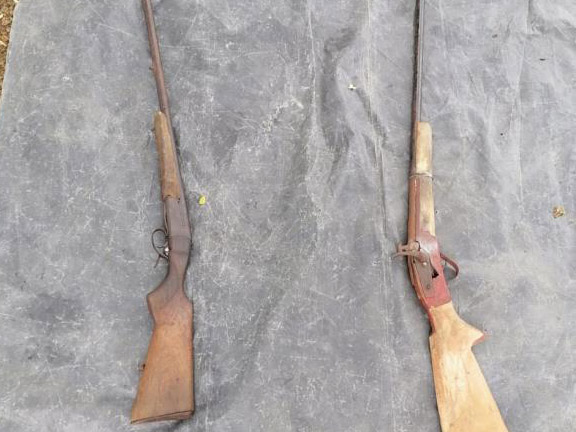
<box><xmin>429</xmin><ymin>302</ymin><xmax>508</xmax><ymax>432</ymax></box>
<box><xmin>131</xmin><ymin>278</ymin><xmax>194</xmax><ymax>424</ymax></box>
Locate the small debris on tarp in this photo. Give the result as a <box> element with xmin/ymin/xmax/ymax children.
<box><xmin>552</xmin><ymin>206</ymin><xmax>565</xmax><ymax>218</ymax></box>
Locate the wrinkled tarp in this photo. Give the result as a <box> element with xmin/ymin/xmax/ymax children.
<box><xmin>0</xmin><ymin>0</ymin><xmax>574</xmax><ymax>431</ymax></box>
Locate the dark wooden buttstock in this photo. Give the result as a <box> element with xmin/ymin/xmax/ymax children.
<box><xmin>131</xmin><ymin>273</ymin><xmax>194</xmax><ymax>424</ymax></box>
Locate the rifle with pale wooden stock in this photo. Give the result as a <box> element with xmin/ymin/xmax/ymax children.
<box><xmin>396</xmin><ymin>1</ymin><xmax>508</xmax><ymax>431</ymax></box>
<box><xmin>131</xmin><ymin>0</ymin><xmax>194</xmax><ymax>423</ymax></box>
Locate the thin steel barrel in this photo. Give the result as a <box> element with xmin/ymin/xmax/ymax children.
<box><xmin>411</xmin><ymin>0</ymin><xmax>424</xmax><ymax>125</ymax></box>
<box><xmin>410</xmin><ymin>0</ymin><xmax>425</xmax><ymax>174</ymax></box>
<box><xmin>142</xmin><ymin>0</ymin><xmax>173</xmax><ymax>132</ymax></box>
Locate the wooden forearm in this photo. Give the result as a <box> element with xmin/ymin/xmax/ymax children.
<box><xmin>154</xmin><ymin>111</ymin><xmax>181</xmax><ymax>201</ymax></box>
<box><xmin>409</xmin><ymin>121</ymin><xmax>435</xmax><ymax>239</ymax></box>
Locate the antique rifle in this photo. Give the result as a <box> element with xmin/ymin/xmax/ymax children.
<box><xmin>396</xmin><ymin>1</ymin><xmax>508</xmax><ymax>431</ymax></box>
<box><xmin>131</xmin><ymin>0</ymin><xmax>194</xmax><ymax>423</ymax></box>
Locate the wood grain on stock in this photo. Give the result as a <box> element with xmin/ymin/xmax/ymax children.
<box><xmin>154</xmin><ymin>111</ymin><xmax>181</xmax><ymax>200</ymax></box>
<box><xmin>412</xmin><ymin>121</ymin><xmax>433</xmax><ymax>177</ymax></box>
<box><xmin>429</xmin><ymin>302</ymin><xmax>508</xmax><ymax>432</ymax></box>
<box><xmin>408</xmin><ymin>121</ymin><xmax>435</xmax><ymax>239</ymax></box>
<box><xmin>131</xmin><ymin>272</ymin><xmax>194</xmax><ymax>423</ymax></box>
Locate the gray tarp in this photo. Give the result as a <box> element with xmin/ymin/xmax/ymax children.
<box><xmin>0</xmin><ymin>0</ymin><xmax>574</xmax><ymax>430</ymax></box>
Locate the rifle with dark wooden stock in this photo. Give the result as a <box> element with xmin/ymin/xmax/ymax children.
<box><xmin>396</xmin><ymin>1</ymin><xmax>508</xmax><ymax>431</ymax></box>
<box><xmin>131</xmin><ymin>0</ymin><xmax>194</xmax><ymax>423</ymax></box>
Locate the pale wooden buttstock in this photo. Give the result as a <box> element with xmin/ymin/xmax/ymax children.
<box><xmin>429</xmin><ymin>302</ymin><xmax>508</xmax><ymax>432</ymax></box>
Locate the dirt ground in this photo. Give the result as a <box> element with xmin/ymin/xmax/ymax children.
<box><xmin>0</xmin><ymin>0</ymin><xmax>16</xmax><ymax>99</ymax></box>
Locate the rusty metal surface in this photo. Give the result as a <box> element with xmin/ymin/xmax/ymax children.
<box><xmin>0</xmin><ymin>0</ymin><xmax>575</xmax><ymax>431</ymax></box>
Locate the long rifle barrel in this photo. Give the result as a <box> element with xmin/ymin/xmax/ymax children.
<box><xmin>411</xmin><ymin>0</ymin><xmax>425</xmax><ymax>173</ymax></box>
<box><xmin>142</xmin><ymin>0</ymin><xmax>173</xmax><ymax>130</ymax></box>
<box><xmin>411</xmin><ymin>0</ymin><xmax>424</xmax><ymax>125</ymax></box>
